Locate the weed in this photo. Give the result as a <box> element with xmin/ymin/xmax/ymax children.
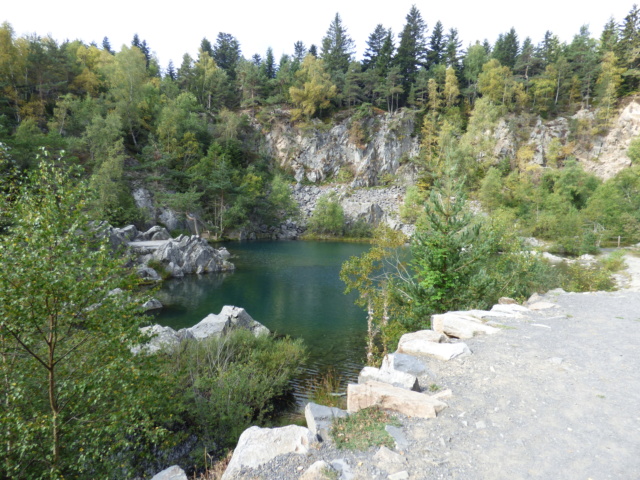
<box><xmin>331</xmin><ymin>407</ymin><xmax>400</xmax><ymax>450</ymax></box>
<box><xmin>304</xmin><ymin>368</ymin><xmax>345</xmax><ymax>409</ymax></box>
<box><xmin>428</xmin><ymin>383</ymin><xmax>441</xmax><ymax>392</ymax></box>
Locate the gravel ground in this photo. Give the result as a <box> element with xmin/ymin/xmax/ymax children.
<box><xmin>233</xmin><ymin>255</ymin><xmax>640</xmax><ymax>480</ymax></box>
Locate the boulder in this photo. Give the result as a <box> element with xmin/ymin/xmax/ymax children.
<box><xmin>347</xmin><ymin>381</ymin><xmax>447</xmax><ymax>419</ymax></box>
<box><xmin>152</xmin><ymin>235</ymin><xmax>234</xmax><ymax>277</ymax></box>
<box><xmin>150</xmin><ymin>465</ymin><xmax>188</xmax><ymax>480</ymax></box>
<box><xmin>142</xmin><ymin>298</ymin><xmax>163</xmax><ymax>311</ymax></box>
<box><xmin>498</xmin><ymin>297</ymin><xmax>517</xmax><ymax>304</ymax></box>
<box><xmin>221</xmin><ymin>425</ymin><xmax>318</xmax><ymax>479</ymax></box>
<box><xmin>490</xmin><ymin>304</ymin><xmax>530</xmax><ymax>317</ymax></box>
<box><xmin>380</xmin><ymin>353</ymin><xmax>436</xmax><ymax>380</ymax></box>
<box><xmin>358</xmin><ymin>366</ymin><xmax>420</xmax><ymax>391</ymax></box>
<box><xmin>137</xmin><ymin>266</ymin><xmax>162</xmax><ymax>282</ymax></box>
<box><xmin>133</xmin><ymin>325</ymin><xmax>184</xmax><ymax>354</ymax></box>
<box><xmin>304</xmin><ymin>402</ymin><xmax>349</xmax><ymax>442</ymax></box>
<box><xmin>373</xmin><ymin>446</ymin><xmax>407</xmax><ymax>475</ymax></box>
<box><xmin>528</xmin><ymin>301</ymin><xmax>557</xmax><ymax>310</ymax></box>
<box><xmin>397</xmin><ymin>332</ymin><xmax>471</xmax><ymax>361</ymax></box>
<box><xmin>187</xmin><ymin>313</ymin><xmax>229</xmax><ymax>339</ymax></box>
<box><xmin>431</xmin><ymin>312</ymin><xmax>500</xmax><ymax>339</ymax></box>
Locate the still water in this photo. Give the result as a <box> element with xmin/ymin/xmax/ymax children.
<box><xmin>154</xmin><ymin>240</ymin><xmax>371</xmax><ymax>400</ymax></box>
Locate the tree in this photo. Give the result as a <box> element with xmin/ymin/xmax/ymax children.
<box><xmin>427</xmin><ymin>21</ymin><xmax>446</xmax><ymax>67</ymax></box>
<box><xmin>212</xmin><ymin>32</ymin><xmax>241</xmax><ymax>79</ymax></box>
<box><xmin>321</xmin><ymin>13</ymin><xmax>355</xmax><ymax>81</ymax></box>
<box><xmin>363</xmin><ymin>24</ymin><xmax>389</xmax><ymax>70</ymax></box>
<box><xmin>492</xmin><ymin>28</ymin><xmax>519</xmax><ymax>69</ymax></box>
<box><xmin>289</xmin><ymin>55</ymin><xmax>337</xmax><ymax>121</ymax></box>
<box><xmin>307</xmin><ymin>191</ymin><xmax>344</xmax><ymax>235</ymax></box>
<box><xmin>395</xmin><ymin>5</ymin><xmax>428</xmax><ymax>98</ymax></box>
<box><xmin>0</xmin><ymin>155</ymin><xmax>165</xmax><ymax>478</ymax></box>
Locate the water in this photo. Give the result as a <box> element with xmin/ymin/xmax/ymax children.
<box><xmin>154</xmin><ymin>240</ymin><xmax>371</xmax><ymax>402</ymax></box>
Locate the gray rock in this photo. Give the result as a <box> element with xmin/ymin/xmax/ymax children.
<box><xmin>222</xmin><ymin>425</ymin><xmax>318</xmax><ymax>479</ymax></box>
<box><xmin>187</xmin><ymin>313</ymin><xmax>229</xmax><ymax>339</ymax></box>
<box><xmin>432</xmin><ymin>312</ymin><xmax>501</xmax><ymax>339</ymax></box>
<box><xmin>137</xmin><ymin>266</ymin><xmax>162</xmax><ymax>282</ymax></box>
<box><xmin>304</xmin><ymin>402</ymin><xmax>349</xmax><ymax>442</ymax></box>
<box><xmin>347</xmin><ymin>381</ymin><xmax>448</xmax><ymax>418</ymax></box>
<box><xmin>358</xmin><ymin>366</ymin><xmax>420</xmax><ymax>391</ymax></box>
<box><xmin>150</xmin><ymin>465</ymin><xmax>188</xmax><ymax>480</ymax></box>
<box><xmin>134</xmin><ymin>325</ymin><xmax>181</xmax><ymax>354</ymax></box>
<box><xmin>397</xmin><ymin>332</ymin><xmax>471</xmax><ymax>361</ymax></box>
<box><xmin>380</xmin><ymin>353</ymin><xmax>436</xmax><ymax>379</ymax></box>
<box><xmin>385</xmin><ymin>425</ymin><xmax>411</xmax><ymax>451</ymax></box>
<box><xmin>330</xmin><ymin>459</ymin><xmax>355</xmax><ymax>480</ymax></box>
<box><xmin>300</xmin><ymin>460</ymin><xmax>336</xmax><ymax>480</ymax></box>
<box><xmin>152</xmin><ymin>235</ymin><xmax>234</xmax><ymax>277</ymax></box>
<box><xmin>142</xmin><ymin>298</ymin><xmax>163</xmax><ymax>311</ymax></box>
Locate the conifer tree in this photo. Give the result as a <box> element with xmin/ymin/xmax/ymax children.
<box><xmin>395</xmin><ymin>5</ymin><xmax>428</xmax><ymax>98</ymax></box>
<box><xmin>321</xmin><ymin>13</ymin><xmax>355</xmax><ymax>78</ymax></box>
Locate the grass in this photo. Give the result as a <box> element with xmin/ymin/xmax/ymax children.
<box><xmin>428</xmin><ymin>383</ymin><xmax>441</xmax><ymax>392</ymax></box>
<box><xmin>304</xmin><ymin>368</ymin><xmax>345</xmax><ymax>409</ymax></box>
<box><xmin>331</xmin><ymin>407</ymin><xmax>400</xmax><ymax>450</ymax></box>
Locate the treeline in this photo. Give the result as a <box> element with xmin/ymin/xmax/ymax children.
<box><xmin>1</xmin><ymin>4</ymin><xmax>640</xmax><ymax>234</ymax></box>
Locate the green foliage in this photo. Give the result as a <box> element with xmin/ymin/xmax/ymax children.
<box><xmin>161</xmin><ymin>329</ymin><xmax>306</xmax><ymax>457</ymax></box>
<box><xmin>304</xmin><ymin>368</ymin><xmax>344</xmax><ymax>408</ymax></box>
<box><xmin>331</xmin><ymin>407</ymin><xmax>400</xmax><ymax>450</ymax></box>
<box><xmin>307</xmin><ymin>192</ymin><xmax>345</xmax><ymax>236</ymax></box>
<box><xmin>0</xmin><ymin>155</ymin><xmax>166</xmax><ymax>478</ymax></box>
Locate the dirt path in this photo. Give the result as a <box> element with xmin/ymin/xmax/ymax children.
<box><xmin>235</xmin><ymin>256</ymin><xmax>640</xmax><ymax>480</ymax></box>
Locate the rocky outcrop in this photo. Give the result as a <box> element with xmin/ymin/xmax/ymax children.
<box><xmin>221</xmin><ymin>425</ymin><xmax>318</xmax><ymax>480</ymax></box>
<box><xmin>135</xmin><ymin>306</ymin><xmax>269</xmax><ymax>354</ymax></box>
<box><xmin>263</xmin><ymin>110</ymin><xmax>420</xmax><ymax>187</ymax></box>
<box><xmin>150</xmin><ymin>234</ymin><xmax>234</xmax><ymax>277</ymax></box>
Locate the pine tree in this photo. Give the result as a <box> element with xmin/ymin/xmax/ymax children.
<box><xmin>395</xmin><ymin>5</ymin><xmax>428</xmax><ymax>98</ymax></box>
<box><xmin>213</xmin><ymin>32</ymin><xmax>242</xmax><ymax>79</ymax></box>
<box><xmin>101</xmin><ymin>36</ymin><xmax>113</xmax><ymax>54</ymax></box>
<box><xmin>363</xmin><ymin>24</ymin><xmax>389</xmax><ymax>70</ymax></box>
<box><xmin>492</xmin><ymin>28</ymin><xmax>520</xmax><ymax>69</ymax></box>
<box><xmin>321</xmin><ymin>13</ymin><xmax>355</xmax><ymax>78</ymax></box>
<box><xmin>427</xmin><ymin>21</ymin><xmax>446</xmax><ymax>67</ymax></box>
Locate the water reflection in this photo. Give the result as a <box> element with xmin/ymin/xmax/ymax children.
<box><xmin>154</xmin><ymin>240</ymin><xmax>371</xmax><ymax>400</ymax></box>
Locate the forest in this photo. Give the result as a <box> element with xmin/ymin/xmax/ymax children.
<box><xmin>2</xmin><ymin>4</ymin><xmax>640</xmax><ymax>478</ymax></box>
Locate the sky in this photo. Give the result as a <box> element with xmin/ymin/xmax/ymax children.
<box><xmin>2</xmin><ymin>1</ymin><xmax>636</xmax><ymax>70</ymax></box>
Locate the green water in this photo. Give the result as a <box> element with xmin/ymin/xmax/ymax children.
<box><xmin>154</xmin><ymin>240</ymin><xmax>370</xmax><ymax>398</ymax></box>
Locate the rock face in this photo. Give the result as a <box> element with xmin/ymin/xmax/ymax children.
<box><xmin>222</xmin><ymin>425</ymin><xmax>318</xmax><ymax>479</ymax></box>
<box><xmin>263</xmin><ymin>110</ymin><xmax>420</xmax><ymax>187</ymax></box>
<box><xmin>151</xmin><ymin>234</ymin><xmax>235</xmax><ymax>277</ymax></box>
<box><xmin>347</xmin><ymin>381</ymin><xmax>447</xmax><ymax>419</ymax></box>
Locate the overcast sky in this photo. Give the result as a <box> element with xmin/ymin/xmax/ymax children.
<box><xmin>3</xmin><ymin>1</ymin><xmax>636</xmax><ymax>70</ymax></box>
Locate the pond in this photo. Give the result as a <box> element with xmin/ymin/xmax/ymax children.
<box><xmin>153</xmin><ymin>240</ymin><xmax>371</xmax><ymax>403</ymax></box>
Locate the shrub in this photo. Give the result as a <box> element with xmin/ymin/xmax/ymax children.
<box><xmin>307</xmin><ymin>192</ymin><xmax>345</xmax><ymax>236</ymax></box>
<box><xmin>162</xmin><ymin>330</ymin><xmax>306</xmax><ymax>459</ymax></box>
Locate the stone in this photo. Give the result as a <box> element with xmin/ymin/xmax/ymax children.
<box><xmin>397</xmin><ymin>332</ymin><xmax>471</xmax><ymax>361</ymax></box>
<box><xmin>528</xmin><ymin>301</ymin><xmax>557</xmax><ymax>310</ymax></box>
<box><xmin>430</xmin><ymin>389</ymin><xmax>453</xmax><ymax>401</ymax></box>
<box><xmin>300</xmin><ymin>460</ymin><xmax>336</xmax><ymax>480</ymax></box>
<box><xmin>304</xmin><ymin>402</ymin><xmax>349</xmax><ymax>442</ymax></box>
<box><xmin>142</xmin><ymin>298</ymin><xmax>163</xmax><ymax>311</ymax></box>
<box><xmin>431</xmin><ymin>312</ymin><xmax>500</xmax><ymax>339</ymax></box>
<box><xmin>219</xmin><ymin>305</ymin><xmax>270</xmax><ymax>336</ymax></box>
<box><xmin>150</xmin><ymin>465</ymin><xmax>188</xmax><ymax>480</ymax></box>
<box><xmin>358</xmin><ymin>366</ymin><xmax>420</xmax><ymax>391</ymax></box>
<box><xmin>374</xmin><ymin>446</ymin><xmax>407</xmax><ymax>474</ymax></box>
<box><xmin>380</xmin><ymin>353</ymin><xmax>436</xmax><ymax>380</ymax></box>
<box><xmin>134</xmin><ymin>325</ymin><xmax>184</xmax><ymax>354</ymax></box>
<box><xmin>385</xmin><ymin>425</ymin><xmax>410</xmax><ymax>451</ymax></box>
<box><xmin>187</xmin><ymin>313</ymin><xmax>229</xmax><ymax>339</ymax></box>
<box><xmin>152</xmin><ymin>235</ymin><xmax>234</xmax><ymax>278</ymax></box>
<box><xmin>498</xmin><ymin>297</ymin><xmax>517</xmax><ymax>304</ymax></box>
<box><xmin>330</xmin><ymin>459</ymin><xmax>354</xmax><ymax>480</ymax></box>
<box><xmin>137</xmin><ymin>266</ymin><xmax>162</xmax><ymax>282</ymax></box>
<box><xmin>542</xmin><ymin>252</ymin><xmax>565</xmax><ymax>264</ymax></box>
<box><xmin>221</xmin><ymin>425</ymin><xmax>318</xmax><ymax>479</ymax></box>
<box><xmin>347</xmin><ymin>381</ymin><xmax>447</xmax><ymax>419</ymax></box>
<box><xmin>490</xmin><ymin>304</ymin><xmax>530</xmax><ymax>317</ymax></box>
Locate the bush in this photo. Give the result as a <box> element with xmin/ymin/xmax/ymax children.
<box><xmin>307</xmin><ymin>192</ymin><xmax>345</xmax><ymax>236</ymax></box>
<box><xmin>162</xmin><ymin>330</ymin><xmax>306</xmax><ymax>459</ymax></box>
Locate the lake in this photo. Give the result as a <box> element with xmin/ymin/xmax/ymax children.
<box><xmin>154</xmin><ymin>240</ymin><xmax>371</xmax><ymax>402</ymax></box>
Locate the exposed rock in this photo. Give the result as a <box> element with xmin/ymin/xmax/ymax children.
<box><xmin>150</xmin><ymin>465</ymin><xmax>188</xmax><ymax>480</ymax></box>
<box><xmin>304</xmin><ymin>402</ymin><xmax>349</xmax><ymax>442</ymax></box>
<box><xmin>498</xmin><ymin>297</ymin><xmax>518</xmax><ymax>305</ymax></box>
<box><xmin>388</xmin><ymin>470</ymin><xmax>409</xmax><ymax>480</ymax></box>
<box><xmin>380</xmin><ymin>353</ymin><xmax>436</xmax><ymax>380</ymax></box>
<box><xmin>358</xmin><ymin>366</ymin><xmax>420</xmax><ymax>391</ymax></box>
<box><xmin>528</xmin><ymin>301</ymin><xmax>557</xmax><ymax>310</ymax></box>
<box><xmin>221</xmin><ymin>425</ymin><xmax>318</xmax><ymax>479</ymax></box>
<box><xmin>489</xmin><ymin>304</ymin><xmax>530</xmax><ymax>317</ymax></box>
<box><xmin>431</xmin><ymin>389</ymin><xmax>453</xmax><ymax>400</ymax></box>
<box><xmin>152</xmin><ymin>235</ymin><xmax>234</xmax><ymax>277</ymax></box>
<box><xmin>134</xmin><ymin>325</ymin><xmax>187</xmax><ymax>354</ymax></box>
<box><xmin>373</xmin><ymin>446</ymin><xmax>407</xmax><ymax>474</ymax></box>
<box><xmin>385</xmin><ymin>424</ymin><xmax>411</xmax><ymax>451</ymax></box>
<box><xmin>142</xmin><ymin>298</ymin><xmax>163</xmax><ymax>311</ymax></box>
<box><xmin>432</xmin><ymin>312</ymin><xmax>501</xmax><ymax>339</ymax></box>
<box><xmin>397</xmin><ymin>331</ymin><xmax>471</xmax><ymax>361</ymax></box>
<box><xmin>188</xmin><ymin>313</ymin><xmax>228</xmax><ymax>339</ymax></box>
<box><xmin>347</xmin><ymin>381</ymin><xmax>447</xmax><ymax>419</ymax></box>
<box><xmin>137</xmin><ymin>266</ymin><xmax>162</xmax><ymax>282</ymax></box>
<box><xmin>263</xmin><ymin>110</ymin><xmax>419</xmax><ymax>187</ymax></box>
<box><xmin>300</xmin><ymin>460</ymin><xmax>336</xmax><ymax>480</ymax></box>
<box><xmin>542</xmin><ymin>252</ymin><xmax>565</xmax><ymax>264</ymax></box>
<box><xmin>136</xmin><ymin>225</ymin><xmax>172</xmax><ymax>241</ymax></box>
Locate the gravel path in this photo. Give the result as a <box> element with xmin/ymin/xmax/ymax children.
<box><xmin>234</xmin><ymin>255</ymin><xmax>640</xmax><ymax>480</ymax></box>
